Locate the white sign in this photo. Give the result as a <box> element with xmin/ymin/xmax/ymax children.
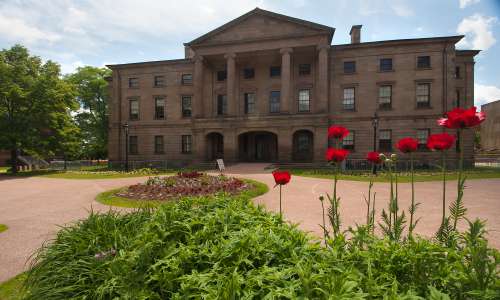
<box><xmin>216</xmin><ymin>159</ymin><xmax>225</xmax><ymax>172</ymax></box>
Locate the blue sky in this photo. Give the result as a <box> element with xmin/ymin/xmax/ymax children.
<box><xmin>0</xmin><ymin>0</ymin><xmax>499</xmax><ymax>106</ymax></box>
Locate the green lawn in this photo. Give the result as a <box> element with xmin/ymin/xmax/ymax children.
<box><xmin>0</xmin><ymin>273</ymin><xmax>26</xmax><ymax>300</ymax></box>
<box><xmin>0</xmin><ymin>224</ymin><xmax>7</xmax><ymax>233</ymax></box>
<box><xmin>0</xmin><ymin>169</ymin><xmax>179</xmax><ymax>180</ymax></box>
<box><xmin>0</xmin><ymin>167</ymin><xmax>8</xmax><ymax>174</ymax></box>
<box><xmin>290</xmin><ymin>167</ymin><xmax>500</xmax><ymax>182</ymax></box>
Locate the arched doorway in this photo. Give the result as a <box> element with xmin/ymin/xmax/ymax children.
<box><xmin>238</xmin><ymin>131</ymin><xmax>278</xmax><ymax>162</ymax></box>
<box><xmin>293</xmin><ymin>130</ymin><xmax>314</xmax><ymax>162</ymax></box>
<box><xmin>206</xmin><ymin>132</ymin><xmax>224</xmax><ymax>160</ymax></box>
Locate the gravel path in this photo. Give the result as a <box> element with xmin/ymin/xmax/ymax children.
<box><xmin>1</xmin><ymin>164</ymin><xmax>499</xmax><ymax>282</ymax></box>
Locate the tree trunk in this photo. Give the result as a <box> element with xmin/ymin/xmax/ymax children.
<box><xmin>10</xmin><ymin>148</ymin><xmax>17</xmax><ymax>173</ymax></box>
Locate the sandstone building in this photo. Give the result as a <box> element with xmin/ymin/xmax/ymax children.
<box><xmin>107</xmin><ymin>8</ymin><xmax>478</xmax><ymax>167</ymax></box>
<box><xmin>480</xmin><ymin>100</ymin><xmax>500</xmax><ymax>152</ymax></box>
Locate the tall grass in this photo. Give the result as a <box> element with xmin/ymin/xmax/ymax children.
<box><xmin>23</xmin><ymin>182</ymin><xmax>499</xmax><ymax>299</ymax></box>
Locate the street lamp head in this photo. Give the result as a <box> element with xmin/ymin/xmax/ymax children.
<box><xmin>122</xmin><ymin>122</ymin><xmax>129</xmax><ymax>134</ymax></box>
<box><xmin>372</xmin><ymin>113</ymin><xmax>379</xmax><ymax>128</ymax></box>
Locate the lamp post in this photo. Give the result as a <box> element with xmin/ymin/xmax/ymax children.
<box><xmin>123</xmin><ymin>122</ymin><xmax>129</xmax><ymax>172</ymax></box>
<box><xmin>371</xmin><ymin>112</ymin><xmax>379</xmax><ymax>175</ymax></box>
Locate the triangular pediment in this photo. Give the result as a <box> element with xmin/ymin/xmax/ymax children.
<box><xmin>186</xmin><ymin>8</ymin><xmax>334</xmax><ymax>46</ymax></box>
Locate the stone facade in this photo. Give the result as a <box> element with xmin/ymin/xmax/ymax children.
<box><xmin>107</xmin><ymin>8</ymin><xmax>478</xmax><ymax>166</ymax></box>
<box><xmin>480</xmin><ymin>100</ymin><xmax>500</xmax><ymax>151</ymax></box>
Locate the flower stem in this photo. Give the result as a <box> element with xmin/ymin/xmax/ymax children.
<box><xmin>279</xmin><ymin>184</ymin><xmax>282</xmax><ymax>219</ymax></box>
<box><xmin>441</xmin><ymin>151</ymin><xmax>446</xmax><ymax>228</ymax></box>
<box><xmin>409</xmin><ymin>152</ymin><xmax>415</xmax><ymax>238</ymax></box>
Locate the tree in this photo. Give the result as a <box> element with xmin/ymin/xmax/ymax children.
<box><xmin>0</xmin><ymin>44</ymin><xmax>79</xmax><ymax>172</ymax></box>
<box><xmin>66</xmin><ymin>66</ymin><xmax>111</xmax><ymax>159</ymax></box>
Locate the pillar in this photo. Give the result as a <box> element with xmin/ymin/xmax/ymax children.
<box><xmin>224</xmin><ymin>53</ymin><xmax>236</xmax><ymax>116</ymax></box>
<box><xmin>194</xmin><ymin>55</ymin><xmax>204</xmax><ymax>118</ymax></box>
<box><xmin>317</xmin><ymin>45</ymin><xmax>329</xmax><ymax>113</ymax></box>
<box><xmin>280</xmin><ymin>48</ymin><xmax>293</xmax><ymax>114</ymax></box>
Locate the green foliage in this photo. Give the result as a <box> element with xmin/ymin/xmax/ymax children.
<box><xmin>66</xmin><ymin>66</ymin><xmax>111</xmax><ymax>159</ymax></box>
<box><xmin>0</xmin><ymin>223</ymin><xmax>7</xmax><ymax>233</ymax></box>
<box><xmin>0</xmin><ymin>273</ymin><xmax>27</xmax><ymax>300</ymax></box>
<box><xmin>24</xmin><ymin>189</ymin><xmax>499</xmax><ymax>299</ymax></box>
<box><xmin>0</xmin><ymin>44</ymin><xmax>80</xmax><ymax>167</ymax></box>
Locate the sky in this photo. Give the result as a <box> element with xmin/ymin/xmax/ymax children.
<box><xmin>0</xmin><ymin>0</ymin><xmax>499</xmax><ymax>106</ymax></box>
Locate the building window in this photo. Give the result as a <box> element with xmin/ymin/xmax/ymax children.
<box><xmin>128</xmin><ymin>77</ymin><xmax>139</xmax><ymax>88</ymax></box>
<box><xmin>181</xmin><ymin>135</ymin><xmax>192</xmax><ymax>153</ymax></box>
<box><xmin>343</xmin><ymin>87</ymin><xmax>355</xmax><ymax>111</ymax></box>
<box><xmin>217</xmin><ymin>94</ymin><xmax>227</xmax><ymax>115</ymax></box>
<box><xmin>378</xmin><ymin>130</ymin><xmax>392</xmax><ymax>152</ymax></box>
<box><xmin>342</xmin><ymin>132</ymin><xmax>355</xmax><ymax>150</ymax></box>
<box><xmin>270</xmin><ymin>66</ymin><xmax>281</xmax><ymax>77</ymax></box>
<box><xmin>380</xmin><ymin>58</ymin><xmax>393</xmax><ymax>71</ymax></box>
<box><xmin>129</xmin><ymin>136</ymin><xmax>138</xmax><ymax>155</ymax></box>
<box><xmin>154</xmin><ymin>96</ymin><xmax>165</xmax><ymax>119</ymax></box>
<box><xmin>416</xmin><ymin>83</ymin><xmax>431</xmax><ymax>108</ymax></box>
<box><xmin>343</xmin><ymin>61</ymin><xmax>356</xmax><ymax>74</ymax></box>
<box><xmin>154</xmin><ymin>135</ymin><xmax>164</xmax><ymax>154</ymax></box>
<box><xmin>244</xmin><ymin>93</ymin><xmax>256</xmax><ymax>114</ymax></box>
<box><xmin>455</xmin><ymin>66</ymin><xmax>461</xmax><ymax>79</ymax></box>
<box><xmin>378</xmin><ymin>85</ymin><xmax>392</xmax><ymax>109</ymax></box>
<box><xmin>455</xmin><ymin>90</ymin><xmax>461</xmax><ymax>107</ymax></box>
<box><xmin>154</xmin><ymin>75</ymin><xmax>165</xmax><ymax>87</ymax></box>
<box><xmin>298</xmin><ymin>89</ymin><xmax>311</xmax><ymax>112</ymax></box>
<box><xmin>181</xmin><ymin>74</ymin><xmax>192</xmax><ymax>85</ymax></box>
<box><xmin>299</xmin><ymin>64</ymin><xmax>311</xmax><ymax>76</ymax></box>
<box><xmin>243</xmin><ymin>68</ymin><xmax>255</xmax><ymax>79</ymax></box>
<box><xmin>217</xmin><ymin>70</ymin><xmax>227</xmax><ymax>81</ymax></box>
<box><xmin>417</xmin><ymin>56</ymin><xmax>431</xmax><ymax>69</ymax></box>
<box><xmin>417</xmin><ymin>129</ymin><xmax>430</xmax><ymax>150</ymax></box>
<box><xmin>269</xmin><ymin>91</ymin><xmax>280</xmax><ymax>113</ymax></box>
<box><xmin>129</xmin><ymin>98</ymin><xmax>139</xmax><ymax>120</ymax></box>
<box><xmin>182</xmin><ymin>96</ymin><xmax>192</xmax><ymax>117</ymax></box>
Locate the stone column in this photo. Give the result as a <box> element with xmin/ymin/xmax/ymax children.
<box><xmin>224</xmin><ymin>53</ymin><xmax>236</xmax><ymax>116</ymax></box>
<box><xmin>194</xmin><ymin>55</ymin><xmax>204</xmax><ymax>118</ymax></box>
<box><xmin>317</xmin><ymin>45</ymin><xmax>329</xmax><ymax>113</ymax></box>
<box><xmin>278</xmin><ymin>127</ymin><xmax>292</xmax><ymax>162</ymax></box>
<box><xmin>280</xmin><ymin>48</ymin><xmax>293</xmax><ymax>114</ymax></box>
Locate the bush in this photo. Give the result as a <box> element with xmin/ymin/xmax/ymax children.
<box><xmin>24</xmin><ymin>190</ymin><xmax>499</xmax><ymax>299</ymax></box>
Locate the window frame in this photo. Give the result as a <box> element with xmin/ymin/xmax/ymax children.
<box><xmin>298</xmin><ymin>63</ymin><xmax>311</xmax><ymax>76</ymax></box>
<box><xmin>269</xmin><ymin>91</ymin><xmax>281</xmax><ymax>113</ymax></box>
<box><xmin>154</xmin><ymin>96</ymin><xmax>165</xmax><ymax>120</ymax></box>
<box><xmin>181</xmin><ymin>135</ymin><xmax>192</xmax><ymax>154</ymax></box>
<box><xmin>244</xmin><ymin>92</ymin><xmax>256</xmax><ymax>114</ymax></box>
<box><xmin>380</xmin><ymin>58</ymin><xmax>393</xmax><ymax>72</ymax></box>
<box><xmin>298</xmin><ymin>89</ymin><xmax>311</xmax><ymax>113</ymax></box>
<box><xmin>343</xmin><ymin>61</ymin><xmax>356</xmax><ymax>74</ymax></box>
<box><xmin>416</xmin><ymin>129</ymin><xmax>430</xmax><ymax>151</ymax></box>
<box><xmin>181</xmin><ymin>95</ymin><xmax>192</xmax><ymax>118</ymax></box>
<box><xmin>342</xmin><ymin>131</ymin><xmax>355</xmax><ymax>151</ymax></box>
<box><xmin>128</xmin><ymin>77</ymin><xmax>139</xmax><ymax>88</ymax></box>
<box><xmin>181</xmin><ymin>74</ymin><xmax>193</xmax><ymax>85</ymax></box>
<box><xmin>378</xmin><ymin>129</ymin><xmax>392</xmax><ymax>152</ymax></box>
<box><xmin>243</xmin><ymin>68</ymin><xmax>255</xmax><ymax>79</ymax></box>
<box><xmin>217</xmin><ymin>94</ymin><xmax>227</xmax><ymax>116</ymax></box>
<box><xmin>129</xmin><ymin>136</ymin><xmax>138</xmax><ymax>155</ymax></box>
<box><xmin>417</xmin><ymin>56</ymin><xmax>431</xmax><ymax>69</ymax></box>
<box><xmin>216</xmin><ymin>70</ymin><xmax>227</xmax><ymax>82</ymax></box>
<box><xmin>129</xmin><ymin>98</ymin><xmax>139</xmax><ymax>120</ymax></box>
<box><xmin>153</xmin><ymin>75</ymin><xmax>165</xmax><ymax>87</ymax></box>
<box><xmin>342</xmin><ymin>87</ymin><xmax>355</xmax><ymax>111</ymax></box>
<box><xmin>270</xmin><ymin>66</ymin><xmax>281</xmax><ymax>78</ymax></box>
<box><xmin>416</xmin><ymin>83</ymin><xmax>431</xmax><ymax>108</ymax></box>
<box><xmin>154</xmin><ymin>135</ymin><xmax>164</xmax><ymax>154</ymax></box>
<box><xmin>378</xmin><ymin>85</ymin><xmax>392</xmax><ymax>110</ymax></box>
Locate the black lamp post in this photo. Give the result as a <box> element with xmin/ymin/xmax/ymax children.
<box><xmin>123</xmin><ymin>122</ymin><xmax>129</xmax><ymax>172</ymax></box>
<box><xmin>372</xmin><ymin>112</ymin><xmax>379</xmax><ymax>174</ymax></box>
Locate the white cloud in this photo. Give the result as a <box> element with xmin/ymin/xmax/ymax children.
<box><xmin>456</xmin><ymin>14</ymin><xmax>497</xmax><ymax>50</ymax></box>
<box><xmin>459</xmin><ymin>0</ymin><xmax>480</xmax><ymax>9</ymax></box>
<box><xmin>475</xmin><ymin>84</ymin><xmax>500</xmax><ymax>107</ymax></box>
<box><xmin>0</xmin><ymin>12</ymin><xmax>60</xmax><ymax>45</ymax></box>
<box><xmin>392</xmin><ymin>3</ymin><xmax>414</xmax><ymax>17</ymax></box>
<box><xmin>60</xmin><ymin>61</ymin><xmax>84</xmax><ymax>75</ymax></box>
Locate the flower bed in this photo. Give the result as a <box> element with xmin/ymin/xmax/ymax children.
<box><xmin>115</xmin><ymin>172</ymin><xmax>249</xmax><ymax>201</ymax></box>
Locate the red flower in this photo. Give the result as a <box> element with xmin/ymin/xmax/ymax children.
<box><xmin>272</xmin><ymin>170</ymin><xmax>291</xmax><ymax>186</ymax></box>
<box><xmin>328</xmin><ymin>126</ymin><xmax>349</xmax><ymax>140</ymax></box>
<box><xmin>396</xmin><ymin>137</ymin><xmax>418</xmax><ymax>153</ymax></box>
<box><xmin>366</xmin><ymin>151</ymin><xmax>382</xmax><ymax>164</ymax></box>
<box><xmin>427</xmin><ymin>133</ymin><xmax>456</xmax><ymax>151</ymax></box>
<box><xmin>438</xmin><ymin>106</ymin><xmax>486</xmax><ymax>129</ymax></box>
<box><xmin>325</xmin><ymin>148</ymin><xmax>349</xmax><ymax>162</ymax></box>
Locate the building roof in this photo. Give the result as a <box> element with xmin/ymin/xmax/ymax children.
<box><xmin>333</xmin><ymin>35</ymin><xmax>465</xmax><ymax>50</ymax></box>
<box><xmin>106</xmin><ymin>58</ymin><xmax>191</xmax><ymax>69</ymax></box>
<box><xmin>456</xmin><ymin>49</ymin><xmax>481</xmax><ymax>56</ymax></box>
<box><xmin>184</xmin><ymin>7</ymin><xmax>335</xmax><ymax>46</ymax></box>
<box><xmin>481</xmin><ymin>99</ymin><xmax>500</xmax><ymax>108</ymax></box>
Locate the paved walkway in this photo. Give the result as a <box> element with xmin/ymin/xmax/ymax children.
<box><xmin>1</xmin><ymin>164</ymin><xmax>499</xmax><ymax>283</ymax></box>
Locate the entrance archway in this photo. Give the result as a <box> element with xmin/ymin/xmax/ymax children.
<box><xmin>206</xmin><ymin>132</ymin><xmax>224</xmax><ymax>160</ymax></box>
<box><xmin>238</xmin><ymin>131</ymin><xmax>278</xmax><ymax>162</ymax></box>
<box><xmin>293</xmin><ymin>130</ymin><xmax>314</xmax><ymax>162</ymax></box>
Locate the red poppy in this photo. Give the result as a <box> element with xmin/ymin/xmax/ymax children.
<box><xmin>272</xmin><ymin>170</ymin><xmax>291</xmax><ymax>186</ymax></box>
<box><xmin>366</xmin><ymin>151</ymin><xmax>382</xmax><ymax>164</ymax></box>
<box><xmin>325</xmin><ymin>148</ymin><xmax>349</xmax><ymax>162</ymax></box>
<box><xmin>396</xmin><ymin>137</ymin><xmax>418</xmax><ymax>153</ymax></box>
<box><xmin>328</xmin><ymin>126</ymin><xmax>349</xmax><ymax>139</ymax></box>
<box><xmin>438</xmin><ymin>106</ymin><xmax>486</xmax><ymax>129</ymax></box>
<box><xmin>427</xmin><ymin>133</ymin><xmax>456</xmax><ymax>151</ymax></box>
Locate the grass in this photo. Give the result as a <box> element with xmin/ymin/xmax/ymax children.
<box><xmin>0</xmin><ymin>169</ymin><xmax>177</xmax><ymax>180</ymax></box>
<box><xmin>95</xmin><ymin>179</ymin><xmax>268</xmax><ymax>208</ymax></box>
<box><xmin>0</xmin><ymin>273</ymin><xmax>27</xmax><ymax>300</ymax></box>
<box><xmin>0</xmin><ymin>224</ymin><xmax>7</xmax><ymax>233</ymax></box>
<box><xmin>290</xmin><ymin>166</ymin><xmax>500</xmax><ymax>182</ymax></box>
<box><xmin>0</xmin><ymin>167</ymin><xmax>8</xmax><ymax>174</ymax></box>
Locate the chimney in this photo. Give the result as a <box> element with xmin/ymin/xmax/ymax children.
<box><xmin>350</xmin><ymin>25</ymin><xmax>362</xmax><ymax>44</ymax></box>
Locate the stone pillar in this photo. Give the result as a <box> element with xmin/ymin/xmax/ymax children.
<box><xmin>280</xmin><ymin>48</ymin><xmax>293</xmax><ymax>114</ymax></box>
<box><xmin>223</xmin><ymin>128</ymin><xmax>237</xmax><ymax>163</ymax></box>
<box><xmin>224</xmin><ymin>53</ymin><xmax>236</xmax><ymax>116</ymax></box>
<box><xmin>193</xmin><ymin>129</ymin><xmax>206</xmax><ymax>163</ymax></box>
<box><xmin>317</xmin><ymin>45</ymin><xmax>329</xmax><ymax>113</ymax></box>
<box><xmin>194</xmin><ymin>55</ymin><xmax>204</xmax><ymax>118</ymax></box>
<box><xmin>278</xmin><ymin>128</ymin><xmax>292</xmax><ymax>162</ymax></box>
